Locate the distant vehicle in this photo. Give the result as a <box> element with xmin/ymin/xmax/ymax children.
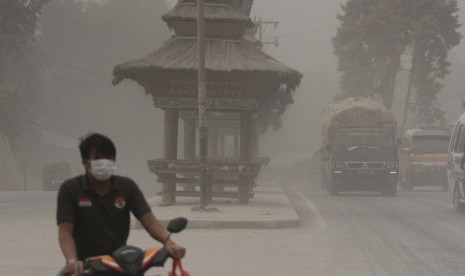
<box><xmin>399</xmin><ymin>129</ymin><xmax>450</xmax><ymax>191</ymax></box>
<box><xmin>320</xmin><ymin>97</ymin><xmax>399</xmax><ymax>196</ymax></box>
<box><xmin>42</xmin><ymin>160</ymin><xmax>80</xmax><ymax>191</ymax></box>
<box><xmin>448</xmin><ymin>114</ymin><xmax>465</xmax><ymax>212</ymax></box>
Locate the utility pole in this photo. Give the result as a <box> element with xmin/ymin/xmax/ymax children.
<box><xmin>197</xmin><ymin>0</ymin><xmax>208</xmax><ymax>210</ymax></box>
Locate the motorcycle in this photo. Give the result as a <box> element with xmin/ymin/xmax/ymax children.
<box><xmin>63</xmin><ymin>217</ymin><xmax>188</xmax><ymax>276</ymax></box>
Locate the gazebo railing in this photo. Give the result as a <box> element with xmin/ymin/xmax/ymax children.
<box><xmin>147</xmin><ymin>159</ymin><xmax>262</xmax><ymax>204</ymax></box>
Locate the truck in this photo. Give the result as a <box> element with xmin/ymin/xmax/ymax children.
<box><xmin>320</xmin><ymin>97</ymin><xmax>399</xmax><ymax>196</ymax></box>
<box><xmin>398</xmin><ymin>129</ymin><xmax>450</xmax><ymax>191</ymax></box>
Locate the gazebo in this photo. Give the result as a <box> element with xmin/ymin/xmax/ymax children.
<box><xmin>112</xmin><ymin>0</ymin><xmax>302</xmax><ymax>205</ymax></box>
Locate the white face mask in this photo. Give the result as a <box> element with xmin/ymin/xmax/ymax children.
<box><xmin>90</xmin><ymin>159</ymin><xmax>116</xmax><ymax>181</ymax></box>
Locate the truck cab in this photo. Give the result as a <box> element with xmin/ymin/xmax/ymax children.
<box><xmin>323</xmin><ymin>128</ymin><xmax>399</xmax><ymax>196</ymax></box>
<box><xmin>320</xmin><ymin>97</ymin><xmax>399</xmax><ymax>196</ymax></box>
<box><xmin>399</xmin><ymin>129</ymin><xmax>450</xmax><ymax>191</ymax></box>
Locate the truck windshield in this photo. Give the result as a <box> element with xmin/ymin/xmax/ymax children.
<box><xmin>411</xmin><ymin>136</ymin><xmax>450</xmax><ymax>154</ymax></box>
<box><xmin>333</xmin><ymin>129</ymin><xmax>394</xmax><ymax>148</ymax></box>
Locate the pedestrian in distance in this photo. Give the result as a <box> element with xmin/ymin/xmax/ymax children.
<box><xmin>56</xmin><ymin>133</ymin><xmax>185</xmax><ymax>275</ymax></box>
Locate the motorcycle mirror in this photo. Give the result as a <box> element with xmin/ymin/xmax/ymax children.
<box><xmin>167</xmin><ymin>217</ymin><xmax>188</xmax><ymax>233</ymax></box>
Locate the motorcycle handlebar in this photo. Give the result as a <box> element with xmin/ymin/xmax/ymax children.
<box><xmin>61</xmin><ymin>217</ymin><xmax>187</xmax><ymax>275</ymax></box>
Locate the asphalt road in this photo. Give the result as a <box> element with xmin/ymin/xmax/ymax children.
<box><xmin>2</xmin><ymin>166</ymin><xmax>465</xmax><ymax>276</ymax></box>
<box><xmin>275</xmin><ymin>165</ymin><xmax>465</xmax><ymax>276</ymax></box>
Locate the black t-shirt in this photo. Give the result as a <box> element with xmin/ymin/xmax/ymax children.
<box><xmin>56</xmin><ymin>174</ymin><xmax>151</xmax><ymax>260</ymax></box>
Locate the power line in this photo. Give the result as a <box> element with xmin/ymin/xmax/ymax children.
<box><xmin>26</xmin><ymin>49</ymin><xmax>112</xmax><ymax>79</ymax></box>
<box><xmin>0</xmin><ymin>35</ymin><xmax>34</xmax><ymax>38</ymax></box>
<box><xmin>2</xmin><ymin>2</ymin><xmax>171</xmax><ymax>100</ymax></box>
<box><xmin>1</xmin><ymin>0</ymin><xmax>167</xmax><ymax>19</ymax></box>
<box><xmin>37</xmin><ymin>7</ymin><xmax>162</xmax><ymax>49</ymax></box>
<box><xmin>1</xmin><ymin>1</ymin><xmax>170</xmax><ymax>47</ymax></box>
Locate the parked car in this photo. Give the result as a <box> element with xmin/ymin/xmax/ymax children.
<box><xmin>448</xmin><ymin>114</ymin><xmax>465</xmax><ymax>212</ymax></box>
<box><xmin>399</xmin><ymin>129</ymin><xmax>450</xmax><ymax>191</ymax></box>
<box><xmin>42</xmin><ymin>160</ymin><xmax>80</xmax><ymax>191</ymax></box>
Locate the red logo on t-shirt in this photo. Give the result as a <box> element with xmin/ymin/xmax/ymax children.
<box><xmin>79</xmin><ymin>196</ymin><xmax>92</xmax><ymax>207</ymax></box>
<box><xmin>115</xmin><ymin>195</ymin><xmax>126</xmax><ymax>209</ymax></box>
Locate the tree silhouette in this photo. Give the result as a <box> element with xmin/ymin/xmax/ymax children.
<box><xmin>0</xmin><ymin>0</ymin><xmax>51</xmax><ymax>148</ymax></box>
<box><xmin>333</xmin><ymin>0</ymin><xmax>461</xmax><ymax>129</ymax></box>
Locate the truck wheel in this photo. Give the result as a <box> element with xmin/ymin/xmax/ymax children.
<box><xmin>453</xmin><ymin>184</ymin><xmax>465</xmax><ymax>213</ymax></box>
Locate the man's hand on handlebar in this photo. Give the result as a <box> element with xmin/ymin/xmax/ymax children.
<box><xmin>165</xmin><ymin>240</ymin><xmax>186</xmax><ymax>260</ymax></box>
<box><xmin>65</xmin><ymin>258</ymin><xmax>84</xmax><ymax>275</ymax></box>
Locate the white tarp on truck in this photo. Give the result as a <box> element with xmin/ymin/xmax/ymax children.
<box><xmin>321</xmin><ymin>97</ymin><xmax>396</xmax><ymax>147</ymax></box>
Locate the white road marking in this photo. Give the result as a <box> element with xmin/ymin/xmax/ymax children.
<box><xmin>292</xmin><ymin>188</ymin><xmax>328</xmax><ymax>230</ymax></box>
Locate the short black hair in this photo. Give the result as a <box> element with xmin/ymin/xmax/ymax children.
<box><xmin>79</xmin><ymin>133</ymin><xmax>116</xmax><ymax>160</ymax></box>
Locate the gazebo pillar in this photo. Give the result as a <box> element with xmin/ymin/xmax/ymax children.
<box><xmin>208</xmin><ymin>129</ymin><xmax>218</xmax><ymax>158</ymax></box>
<box><xmin>233</xmin><ymin>129</ymin><xmax>239</xmax><ymax>160</ymax></box>
<box><xmin>208</xmin><ymin>128</ymin><xmax>225</xmax><ymax>193</ymax></box>
<box><xmin>161</xmin><ymin>109</ymin><xmax>179</xmax><ymax>205</ymax></box>
<box><xmin>252</xmin><ymin>123</ymin><xmax>259</xmax><ymax>161</ymax></box>
<box><xmin>240</xmin><ymin>111</ymin><xmax>252</xmax><ymax>162</ymax></box>
<box><xmin>239</xmin><ymin>111</ymin><xmax>252</xmax><ymax>204</ymax></box>
<box><xmin>218</xmin><ymin>131</ymin><xmax>225</xmax><ymax>159</ymax></box>
<box><xmin>183</xmin><ymin>119</ymin><xmax>196</xmax><ymax>160</ymax></box>
<box><xmin>182</xmin><ymin>118</ymin><xmax>196</xmax><ymax>192</ymax></box>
